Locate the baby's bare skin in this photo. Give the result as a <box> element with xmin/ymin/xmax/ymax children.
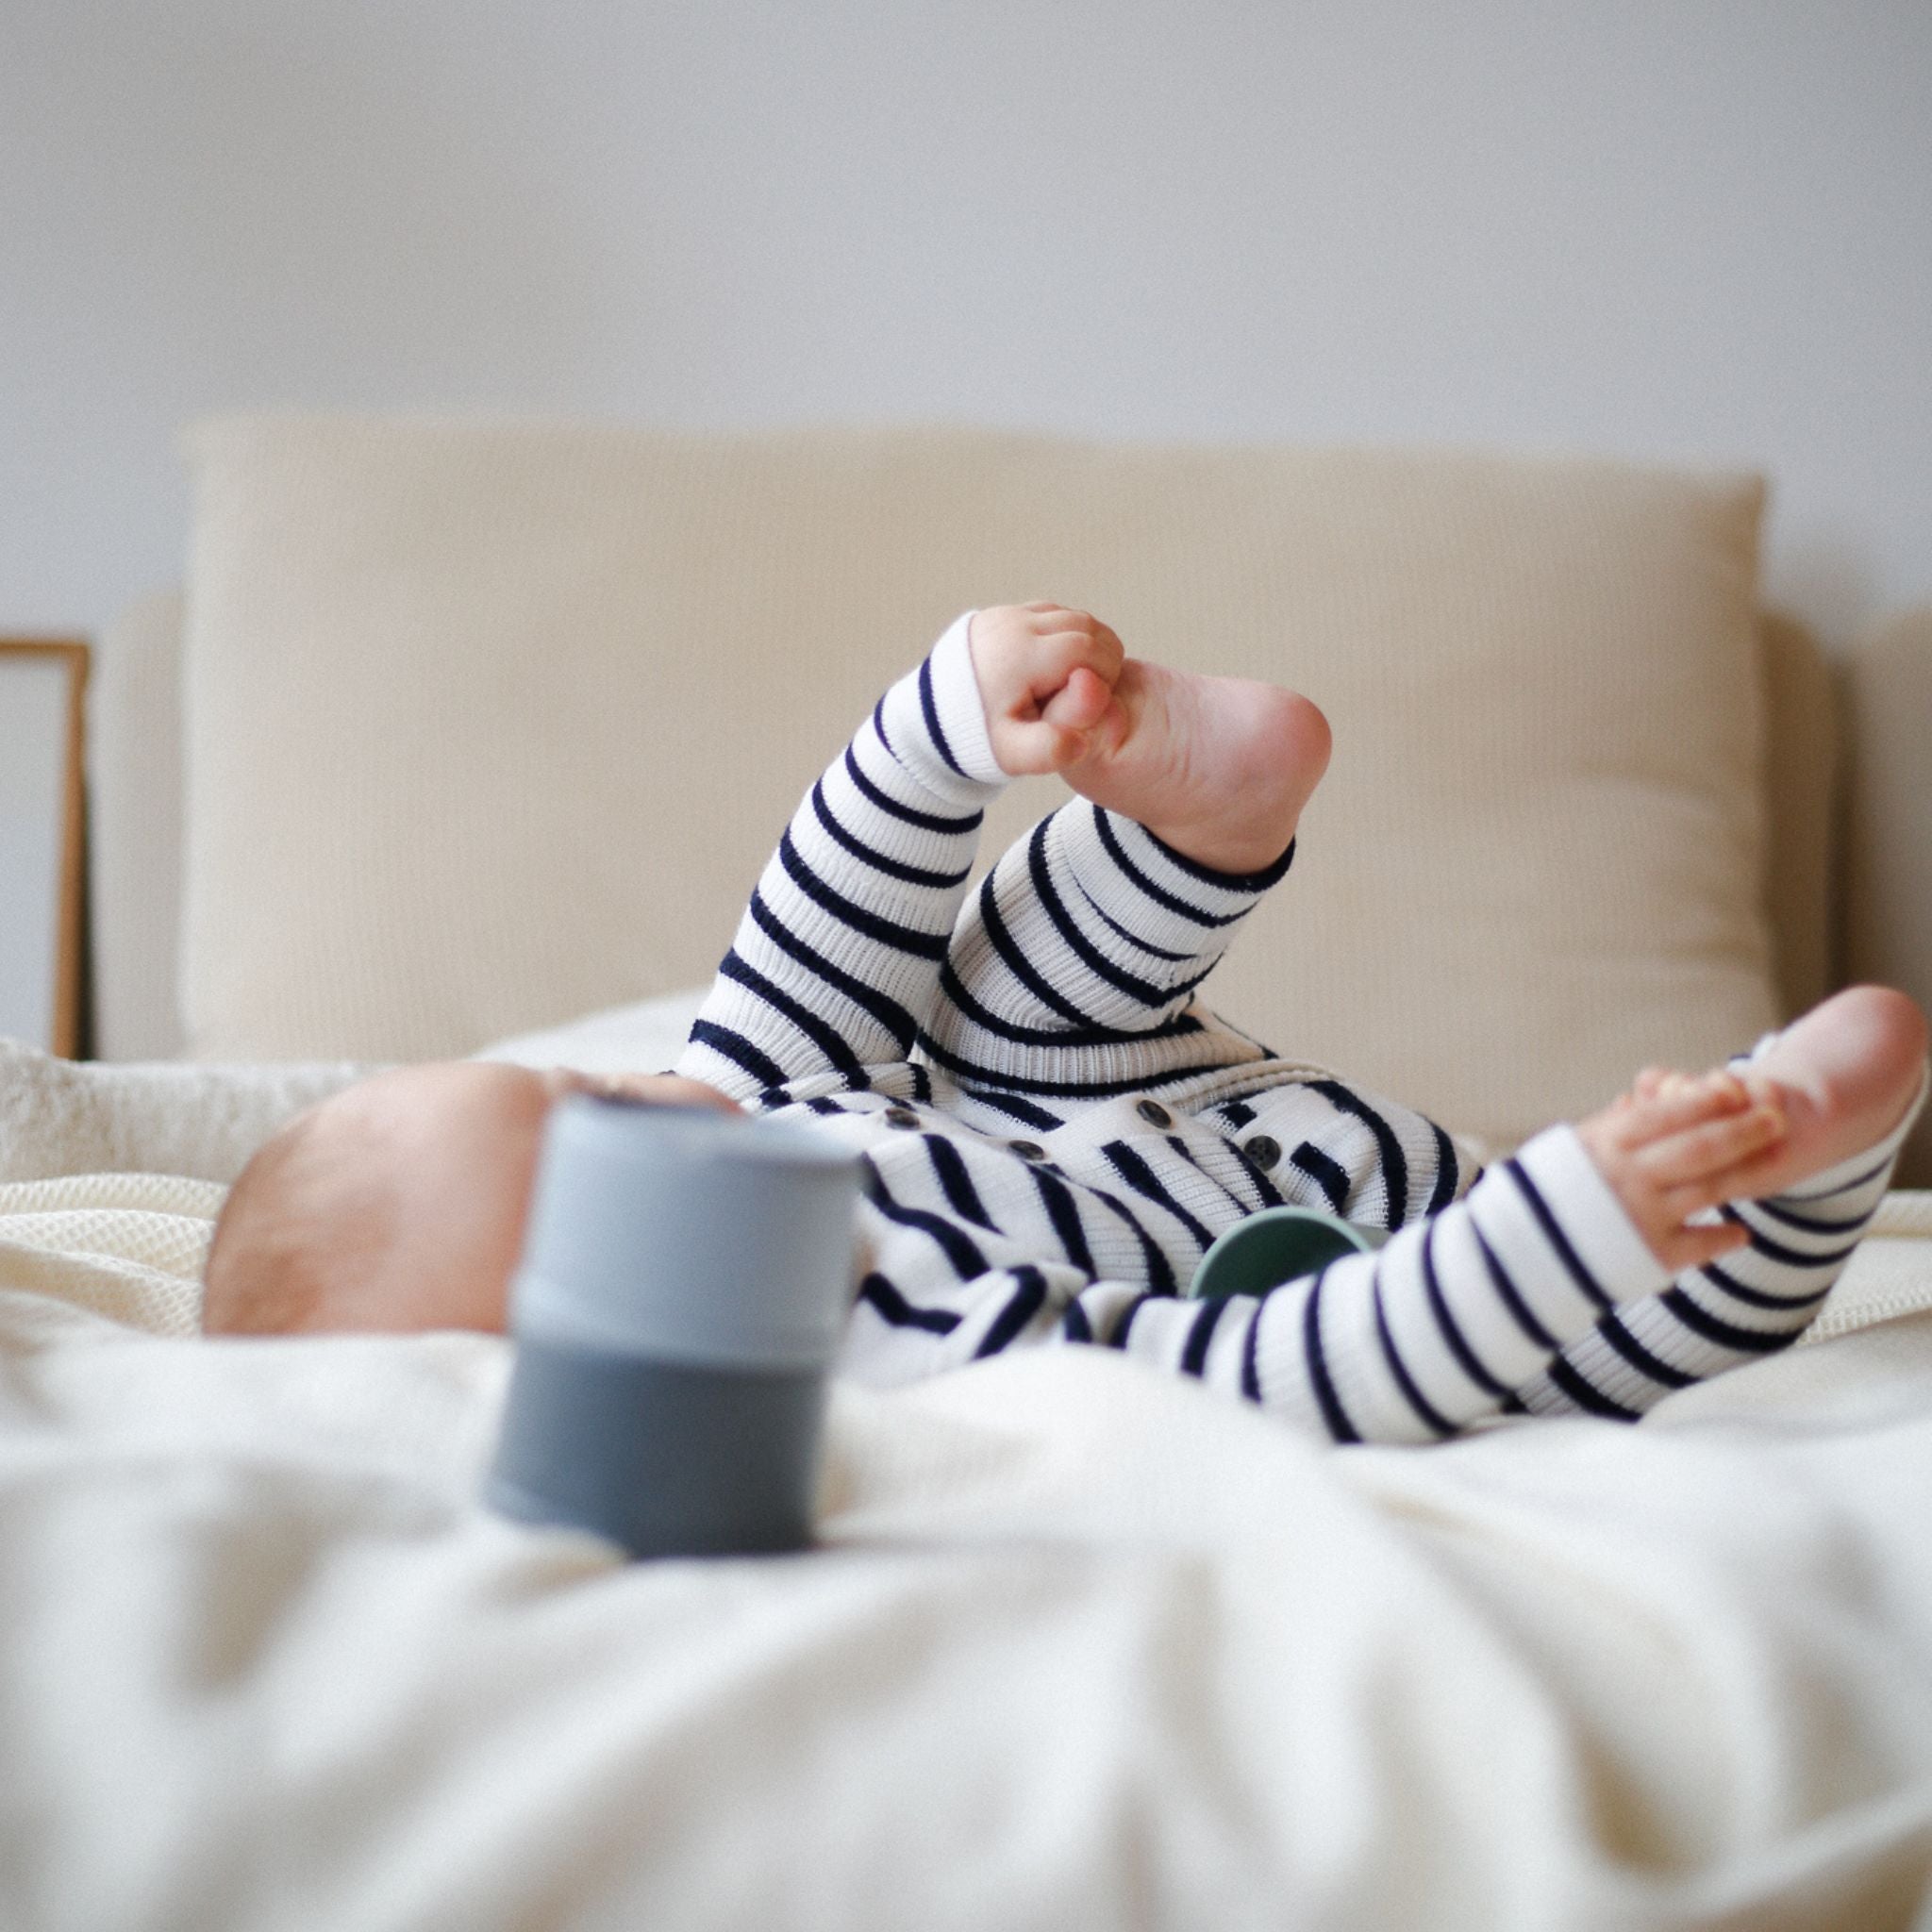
<box><xmin>1574</xmin><ymin>1070</ymin><xmax>1785</xmax><ymax>1273</ymax></box>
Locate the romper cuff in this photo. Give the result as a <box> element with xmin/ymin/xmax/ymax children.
<box><xmin>927</xmin><ymin>612</ymin><xmax>1007</xmax><ymax>789</ymax></box>
<box><xmin>875</xmin><ymin>613</ymin><xmax>1008</xmax><ymax>806</ymax></box>
<box><xmin>1510</xmin><ymin>1124</ymin><xmax>1672</xmax><ymax>1306</ymax></box>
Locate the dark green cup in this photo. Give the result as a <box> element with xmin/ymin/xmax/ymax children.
<box><xmin>1188</xmin><ymin>1205</ymin><xmax>1390</xmax><ymax>1301</ymax></box>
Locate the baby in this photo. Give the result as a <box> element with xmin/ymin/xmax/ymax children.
<box><xmin>204</xmin><ymin>605</ymin><xmax>1929</xmax><ymax>1441</ymax></box>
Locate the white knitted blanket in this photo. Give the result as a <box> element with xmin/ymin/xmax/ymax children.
<box><xmin>6</xmin><ymin>1040</ymin><xmax>1932</xmax><ymax>1927</ymax></box>
<box><xmin>5</xmin><ymin>1025</ymin><xmax>1927</xmax><ymax>1343</ymax></box>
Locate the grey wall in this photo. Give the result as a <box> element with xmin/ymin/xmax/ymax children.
<box><xmin>4</xmin><ymin>0</ymin><xmax>1927</xmax><ymax>646</ymax></box>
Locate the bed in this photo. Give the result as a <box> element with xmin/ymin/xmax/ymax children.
<box><xmin>5</xmin><ymin>418</ymin><xmax>1932</xmax><ymax>1929</ymax></box>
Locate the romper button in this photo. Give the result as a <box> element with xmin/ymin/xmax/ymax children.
<box><xmin>1008</xmin><ymin>1140</ymin><xmax>1047</xmax><ymax>1162</ymax></box>
<box><xmin>884</xmin><ymin>1107</ymin><xmax>921</xmax><ymax>1129</ymax></box>
<box><xmin>1135</xmin><ymin>1098</ymin><xmax>1173</xmax><ymax>1129</ymax></box>
<box><xmin>1242</xmin><ymin>1133</ymin><xmax>1283</xmax><ymax>1171</ymax></box>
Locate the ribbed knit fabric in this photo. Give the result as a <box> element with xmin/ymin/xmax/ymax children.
<box><xmin>681</xmin><ymin>622</ymin><xmax>1896</xmax><ymax>1442</ymax></box>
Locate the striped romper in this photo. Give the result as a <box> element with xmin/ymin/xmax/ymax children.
<box><xmin>678</xmin><ymin>617</ymin><xmax>1918</xmax><ymax>1443</ymax></box>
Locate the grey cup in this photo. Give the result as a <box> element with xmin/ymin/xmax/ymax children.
<box><xmin>486</xmin><ymin>1095</ymin><xmax>861</xmax><ymax>1558</ymax></box>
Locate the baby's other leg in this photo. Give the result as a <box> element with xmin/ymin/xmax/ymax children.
<box><xmin>925</xmin><ymin>795</ymin><xmax>1297</xmax><ymax>1109</ymax></box>
<box><xmin>1517</xmin><ymin>987</ymin><xmax>1929</xmax><ymax>1418</ymax></box>
<box><xmin>926</xmin><ymin>627</ymin><xmax>1332</xmax><ymax>1106</ymax></box>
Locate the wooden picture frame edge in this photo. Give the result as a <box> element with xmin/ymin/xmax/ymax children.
<box><xmin>0</xmin><ymin>639</ymin><xmax>91</xmax><ymax>1058</ymax></box>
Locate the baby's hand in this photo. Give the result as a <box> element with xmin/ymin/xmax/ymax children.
<box><xmin>967</xmin><ymin>604</ymin><xmax>1125</xmax><ymax>776</ymax></box>
<box><xmin>1575</xmin><ymin>1068</ymin><xmax>1788</xmax><ymax>1272</ymax></box>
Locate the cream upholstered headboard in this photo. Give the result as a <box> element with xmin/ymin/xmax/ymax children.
<box><xmin>85</xmin><ymin>422</ymin><xmax>1932</xmax><ymax>1183</ymax></box>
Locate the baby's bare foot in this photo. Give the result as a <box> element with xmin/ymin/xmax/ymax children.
<box><xmin>1063</xmin><ymin>658</ymin><xmax>1332</xmax><ymax>874</ymax></box>
<box><xmin>967</xmin><ymin>604</ymin><xmax>1331</xmax><ymax>873</ymax></box>
<box><xmin>1714</xmin><ymin>985</ymin><xmax>1927</xmax><ymax>1199</ymax></box>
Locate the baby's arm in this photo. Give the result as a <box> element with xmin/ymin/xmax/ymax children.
<box><xmin>678</xmin><ymin>616</ymin><xmax>1000</xmax><ymax>1100</ymax></box>
<box><xmin>1518</xmin><ymin>1054</ymin><xmax>1925</xmax><ymax>1418</ymax></box>
<box><xmin>679</xmin><ymin>610</ymin><xmax>1122</xmax><ymax>1102</ymax></box>
<box><xmin>681</xmin><ymin>609</ymin><xmax>1133</xmax><ymax>1102</ymax></box>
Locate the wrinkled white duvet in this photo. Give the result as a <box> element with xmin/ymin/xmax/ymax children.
<box><xmin>5</xmin><ymin>1040</ymin><xmax>1932</xmax><ymax>1931</ymax></box>
<box><xmin>3</xmin><ymin>1168</ymin><xmax>1932</xmax><ymax>1930</ymax></box>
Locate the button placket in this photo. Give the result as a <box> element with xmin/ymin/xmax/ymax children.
<box><xmin>1241</xmin><ymin>1133</ymin><xmax>1282</xmax><ymax>1172</ymax></box>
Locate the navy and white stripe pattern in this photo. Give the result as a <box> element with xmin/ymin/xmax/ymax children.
<box><xmin>680</xmin><ymin>616</ymin><xmax>1916</xmax><ymax>1442</ymax></box>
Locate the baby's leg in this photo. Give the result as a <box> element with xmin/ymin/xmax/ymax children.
<box><xmin>1516</xmin><ymin>987</ymin><xmax>1930</xmax><ymax>1418</ymax></box>
<box><xmin>924</xmin><ymin>798</ymin><xmax>1293</xmax><ymax>1102</ymax></box>
<box><xmin>924</xmin><ymin>621</ymin><xmax>1331</xmax><ymax>1103</ymax></box>
<box><xmin>923</xmin><ymin>622</ymin><xmax>1469</xmax><ymax>1218</ymax></box>
<box><xmin>1058</xmin><ymin>657</ymin><xmax>1332</xmax><ymax>878</ymax></box>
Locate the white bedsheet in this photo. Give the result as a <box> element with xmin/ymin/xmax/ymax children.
<box><xmin>4</xmin><ymin>1154</ymin><xmax>1932</xmax><ymax>1930</ymax></box>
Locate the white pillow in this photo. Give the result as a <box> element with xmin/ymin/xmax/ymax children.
<box><xmin>476</xmin><ymin>987</ymin><xmax>708</xmax><ymax>1076</ymax></box>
